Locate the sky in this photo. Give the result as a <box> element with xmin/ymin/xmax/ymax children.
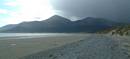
<box><xmin>50</xmin><ymin>0</ymin><xmax>130</xmax><ymax>21</ymax></box>
<box><xmin>0</xmin><ymin>0</ymin><xmax>130</xmax><ymax>27</ymax></box>
<box><xmin>0</xmin><ymin>0</ymin><xmax>55</xmax><ymax>27</ymax></box>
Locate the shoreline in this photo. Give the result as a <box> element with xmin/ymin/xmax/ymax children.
<box><xmin>20</xmin><ymin>35</ymin><xmax>130</xmax><ymax>59</ymax></box>
<box><xmin>0</xmin><ymin>34</ymin><xmax>89</xmax><ymax>59</ymax></box>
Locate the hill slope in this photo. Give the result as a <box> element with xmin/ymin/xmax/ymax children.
<box><xmin>98</xmin><ymin>25</ymin><xmax>130</xmax><ymax>36</ymax></box>
<box><xmin>0</xmin><ymin>15</ymin><xmax>120</xmax><ymax>33</ymax></box>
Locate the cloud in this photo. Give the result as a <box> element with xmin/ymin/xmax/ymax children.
<box><xmin>17</xmin><ymin>0</ymin><xmax>54</xmax><ymax>17</ymax></box>
<box><xmin>0</xmin><ymin>9</ymin><xmax>8</xmax><ymax>14</ymax></box>
<box><xmin>50</xmin><ymin>0</ymin><xmax>130</xmax><ymax>21</ymax></box>
<box><xmin>0</xmin><ymin>0</ymin><xmax>55</xmax><ymax>26</ymax></box>
<box><xmin>4</xmin><ymin>2</ymin><xmax>18</xmax><ymax>7</ymax></box>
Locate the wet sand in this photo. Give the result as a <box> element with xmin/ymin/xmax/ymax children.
<box><xmin>0</xmin><ymin>34</ymin><xmax>88</xmax><ymax>59</ymax></box>
<box><xmin>20</xmin><ymin>34</ymin><xmax>130</xmax><ymax>59</ymax></box>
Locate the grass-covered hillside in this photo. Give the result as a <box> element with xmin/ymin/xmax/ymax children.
<box><xmin>98</xmin><ymin>25</ymin><xmax>130</xmax><ymax>36</ymax></box>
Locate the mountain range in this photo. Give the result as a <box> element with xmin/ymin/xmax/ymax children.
<box><xmin>0</xmin><ymin>15</ymin><xmax>128</xmax><ymax>33</ymax></box>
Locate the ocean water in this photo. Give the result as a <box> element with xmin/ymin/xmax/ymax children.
<box><xmin>0</xmin><ymin>33</ymin><xmax>84</xmax><ymax>38</ymax></box>
<box><xmin>0</xmin><ymin>33</ymin><xmax>70</xmax><ymax>38</ymax></box>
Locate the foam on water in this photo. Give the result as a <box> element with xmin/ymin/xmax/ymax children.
<box><xmin>0</xmin><ymin>33</ymin><xmax>77</xmax><ymax>38</ymax></box>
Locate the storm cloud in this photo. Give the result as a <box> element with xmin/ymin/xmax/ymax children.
<box><xmin>50</xmin><ymin>0</ymin><xmax>130</xmax><ymax>21</ymax></box>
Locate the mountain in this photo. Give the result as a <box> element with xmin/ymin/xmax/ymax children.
<box><xmin>74</xmin><ymin>17</ymin><xmax>118</xmax><ymax>32</ymax></box>
<box><xmin>0</xmin><ymin>15</ymin><xmax>122</xmax><ymax>33</ymax></box>
<box><xmin>0</xmin><ymin>15</ymin><xmax>74</xmax><ymax>33</ymax></box>
<box><xmin>0</xmin><ymin>24</ymin><xmax>17</xmax><ymax>31</ymax></box>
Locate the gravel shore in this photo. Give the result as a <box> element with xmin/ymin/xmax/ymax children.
<box><xmin>20</xmin><ymin>35</ymin><xmax>129</xmax><ymax>59</ymax></box>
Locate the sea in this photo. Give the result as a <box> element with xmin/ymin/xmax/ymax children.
<box><xmin>0</xmin><ymin>33</ymin><xmax>63</xmax><ymax>37</ymax></box>
<box><xmin>0</xmin><ymin>33</ymin><xmax>79</xmax><ymax>38</ymax></box>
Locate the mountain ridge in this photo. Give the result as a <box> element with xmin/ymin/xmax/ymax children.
<box><xmin>0</xmin><ymin>15</ymin><xmax>126</xmax><ymax>33</ymax></box>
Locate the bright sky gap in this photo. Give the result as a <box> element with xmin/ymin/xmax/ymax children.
<box><xmin>0</xmin><ymin>0</ymin><xmax>55</xmax><ymax>27</ymax></box>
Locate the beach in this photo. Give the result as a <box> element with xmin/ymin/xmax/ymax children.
<box><xmin>0</xmin><ymin>33</ymin><xmax>88</xmax><ymax>59</ymax></box>
<box><xmin>20</xmin><ymin>34</ymin><xmax>130</xmax><ymax>59</ymax></box>
<box><xmin>0</xmin><ymin>33</ymin><xmax>130</xmax><ymax>59</ymax></box>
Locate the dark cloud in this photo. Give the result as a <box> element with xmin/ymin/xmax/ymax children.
<box><xmin>50</xmin><ymin>0</ymin><xmax>130</xmax><ymax>21</ymax></box>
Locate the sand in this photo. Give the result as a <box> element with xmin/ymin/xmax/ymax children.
<box><xmin>0</xmin><ymin>34</ymin><xmax>130</xmax><ymax>59</ymax></box>
<box><xmin>0</xmin><ymin>34</ymin><xmax>88</xmax><ymax>59</ymax></box>
<box><xmin>20</xmin><ymin>34</ymin><xmax>130</xmax><ymax>59</ymax></box>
